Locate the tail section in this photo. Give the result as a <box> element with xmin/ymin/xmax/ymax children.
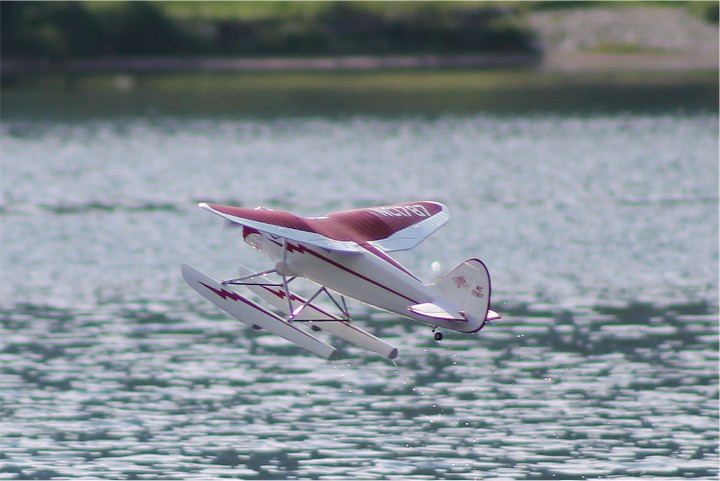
<box><xmin>433</xmin><ymin>258</ymin><xmax>498</xmax><ymax>329</ymax></box>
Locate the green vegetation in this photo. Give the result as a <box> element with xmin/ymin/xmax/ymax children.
<box><xmin>688</xmin><ymin>1</ymin><xmax>719</xmax><ymax>23</ymax></box>
<box><xmin>589</xmin><ymin>44</ymin><xmax>670</xmax><ymax>55</ymax></box>
<box><xmin>3</xmin><ymin>0</ymin><xmax>714</xmax><ymax>79</ymax></box>
<box><xmin>1</xmin><ymin>1</ymin><xmax>539</xmax><ymax>61</ymax></box>
<box><xmin>1</xmin><ymin>2</ymin><xmax>199</xmax><ymax>59</ymax></box>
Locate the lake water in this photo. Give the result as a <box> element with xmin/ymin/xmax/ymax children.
<box><xmin>1</xmin><ymin>74</ymin><xmax>718</xmax><ymax>479</ymax></box>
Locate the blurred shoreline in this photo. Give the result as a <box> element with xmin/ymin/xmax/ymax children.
<box><xmin>2</xmin><ymin>5</ymin><xmax>717</xmax><ymax>80</ymax></box>
<box><xmin>3</xmin><ymin>53</ymin><xmax>542</xmax><ymax>77</ymax></box>
<box><xmin>3</xmin><ymin>50</ymin><xmax>717</xmax><ymax>78</ymax></box>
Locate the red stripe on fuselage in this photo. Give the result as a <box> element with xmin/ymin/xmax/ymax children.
<box><xmin>266</xmin><ymin>238</ymin><xmax>421</xmax><ymax>306</ymax></box>
<box><xmin>360</xmin><ymin>243</ymin><xmax>420</xmax><ymax>282</ymax></box>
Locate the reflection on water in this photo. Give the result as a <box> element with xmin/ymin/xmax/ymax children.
<box><xmin>2</xmin><ymin>70</ymin><xmax>718</xmax><ymax>118</ymax></box>
<box><xmin>0</xmin><ymin>78</ymin><xmax>718</xmax><ymax>479</ymax></box>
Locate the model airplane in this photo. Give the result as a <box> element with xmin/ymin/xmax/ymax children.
<box><xmin>182</xmin><ymin>201</ymin><xmax>499</xmax><ymax>360</ymax></box>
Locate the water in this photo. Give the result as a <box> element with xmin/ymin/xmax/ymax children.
<box><xmin>1</xmin><ymin>77</ymin><xmax>718</xmax><ymax>479</ymax></box>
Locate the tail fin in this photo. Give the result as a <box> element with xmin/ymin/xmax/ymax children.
<box><xmin>433</xmin><ymin>258</ymin><xmax>497</xmax><ymax>326</ymax></box>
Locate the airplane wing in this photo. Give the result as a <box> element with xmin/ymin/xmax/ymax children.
<box><xmin>199</xmin><ymin>203</ymin><xmax>364</xmax><ymax>253</ymax></box>
<box><xmin>328</xmin><ymin>201</ymin><xmax>449</xmax><ymax>252</ymax></box>
<box><xmin>200</xmin><ymin>200</ymin><xmax>448</xmax><ymax>254</ymax></box>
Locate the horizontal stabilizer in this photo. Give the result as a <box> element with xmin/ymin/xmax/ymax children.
<box><xmin>236</xmin><ymin>266</ymin><xmax>398</xmax><ymax>360</ymax></box>
<box><xmin>408</xmin><ymin>302</ymin><xmax>466</xmax><ymax>322</ymax></box>
<box><xmin>181</xmin><ymin>263</ymin><xmax>337</xmax><ymax>359</ymax></box>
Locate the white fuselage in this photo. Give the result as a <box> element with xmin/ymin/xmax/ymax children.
<box><xmin>245</xmin><ymin>232</ymin><xmax>483</xmax><ymax>333</ymax></box>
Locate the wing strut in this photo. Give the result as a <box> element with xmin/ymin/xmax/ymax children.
<box><xmin>230</xmin><ymin>264</ymin><xmax>398</xmax><ymax>359</ymax></box>
<box><xmin>279</xmin><ymin>238</ymin><xmax>295</xmax><ymax>317</ymax></box>
<box><xmin>222</xmin><ymin>267</ymin><xmax>278</xmax><ymax>285</ymax></box>
<box><xmin>187</xmin><ymin>262</ymin><xmax>398</xmax><ymax>359</ymax></box>
<box><xmin>288</xmin><ymin>286</ymin><xmax>351</xmax><ymax>322</ymax></box>
<box><xmin>219</xmin><ymin>239</ymin><xmax>351</xmax><ymax>324</ymax></box>
<box><xmin>223</xmin><ymin>271</ymin><xmax>351</xmax><ymax>323</ymax></box>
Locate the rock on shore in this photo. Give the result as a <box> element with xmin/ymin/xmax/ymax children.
<box><xmin>528</xmin><ymin>6</ymin><xmax>719</xmax><ymax>72</ymax></box>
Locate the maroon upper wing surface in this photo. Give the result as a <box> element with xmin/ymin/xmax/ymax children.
<box><xmin>200</xmin><ymin>201</ymin><xmax>448</xmax><ymax>252</ymax></box>
<box><xmin>321</xmin><ymin>201</ymin><xmax>447</xmax><ymax>245</ymax></box>
<box><xmin>205</xmin><ymin>204</ymin><xmax>314</xmax><ymax>233</ymax></box>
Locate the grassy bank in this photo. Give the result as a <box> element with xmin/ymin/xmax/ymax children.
<box><xmin>16</xmin><ymin>68</ymin><xmax>717</xmax><ymax>92</ymax></box>
<box><xmin>4</xmin><ymin>69</ymin><xmax>716</xmax><ymax>117</ymax></box>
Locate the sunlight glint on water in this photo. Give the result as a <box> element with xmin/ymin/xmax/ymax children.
<box><xmin>1</xmin><ymin>111</ymin><xmax>717</xmax><ymax>479</ymax></box>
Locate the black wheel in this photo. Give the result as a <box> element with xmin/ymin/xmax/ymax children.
<box><xmin>434</xmin><ymin>331</ymin><xmax>443</xmax><ymax>341</ymax></box>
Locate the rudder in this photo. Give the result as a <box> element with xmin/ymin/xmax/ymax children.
<box><xmin>433</xmin><ymin>258</ymin><xmax>492</xmax><ymax>327</ymax></box>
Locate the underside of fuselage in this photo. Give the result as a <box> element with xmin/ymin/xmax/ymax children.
<box><xmin>243</xmin><ymin>231</ymin><xmax>486</xmax><ymax>333</ymax></box>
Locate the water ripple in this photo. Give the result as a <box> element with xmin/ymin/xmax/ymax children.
<box><xmin>1</xmin><ymin>301</ymin><xmax>717</xmax><ymax>479</ymax></box>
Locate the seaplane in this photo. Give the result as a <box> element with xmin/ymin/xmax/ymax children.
<box><xmin>182</xmin><ymin>201</ymin><xmax>499</xmax><ymax>360</ymax></box>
